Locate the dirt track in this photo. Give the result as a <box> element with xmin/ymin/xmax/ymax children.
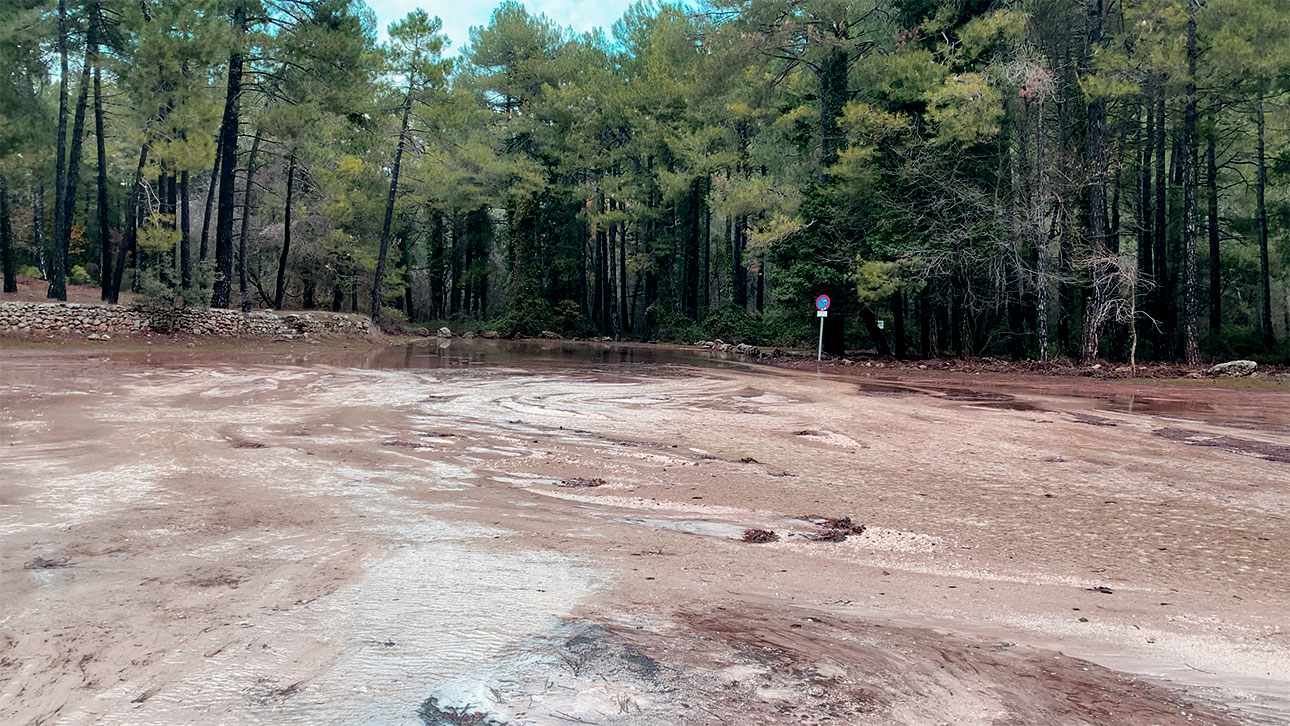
<box><xmin>1</xmin><ymin>344</ymin><xmax>1287</xmax><ymax>724</ymax></box>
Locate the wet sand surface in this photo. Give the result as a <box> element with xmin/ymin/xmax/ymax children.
<box><xmin>1</xmin><ymin>342</ymin><xmax>1287</xmax><ymax>725</ymax></box>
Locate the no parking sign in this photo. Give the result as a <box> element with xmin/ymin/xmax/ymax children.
<box><xmin>814</xmin><ymin>294</ymin><xmax>830</xmax><ymax>360</ymax></box>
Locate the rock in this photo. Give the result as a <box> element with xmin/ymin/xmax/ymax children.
<box><xmin>539</xmin><ymin>330</ymin><xmax>562</xmax><ymax>339</ymax></box>
<box><xmin>86</xmin><ymin>333</ymin><xmax>101</xmax><ymax>341</ymax></box>
<box><xmin>1206</xmin><ymin>360</ymin><xmax>1257</xmax><ymax>378</ymax></box>
<box><xmin>1</xmin><ymin>301</ymin><xmax>373</xmax><ymax>341</ymax></box>
<box><xmin>482</xmin><ymin>330</ymin><xmax>501</xmax><ymax>339</ymax></box>
<box><xmin>436</xmin><ymin>326</ymin><xmax>453</xmax><ymax>338</ymax></box>
<box><xmin>463</xmin><ymin>331</ymin><xmax>478</xmax><ymax>339</ymax></box>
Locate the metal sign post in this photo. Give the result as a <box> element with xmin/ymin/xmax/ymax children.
<box><xmin>814</xmin><ymin>294</ymin><xmax>831</xmax><ymax>361</ymax></box>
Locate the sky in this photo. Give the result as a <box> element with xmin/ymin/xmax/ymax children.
<box><xmin>365</xmin><ymin>0</ymin><xmax>636</xmax><ymax>53</ymax></box>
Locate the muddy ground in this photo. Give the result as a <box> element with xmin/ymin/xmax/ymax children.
<box><xmin>1</xmin><ymin>341</ymin><xmax>1287</xmax><ymax>725</ymax></box>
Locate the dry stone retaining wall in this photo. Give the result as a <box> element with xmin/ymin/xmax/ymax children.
<box><xmin>0</xmin><ymin>302</ymin><xmax>373</xmax><ymax>340</ymax></box>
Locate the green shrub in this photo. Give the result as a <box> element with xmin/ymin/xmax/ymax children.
<box><xmin>68</xmin><ymin>265</ymin><xmax>92</xmax><ymax>285</ymax></box>
<box><xmin>133</xmin><ymin>260</ymin><xmax>214</xmax><ymax>332</ymax></box>
<box><xmin>18</xmin><ymin>265</ymin><xmax>42</xmax><ymax>280</ymax></box>
<box><xmin>490</xmin><ymin>297</ymin><xmax>592</xmax><ymax>338</ymax></box>
<box><xmin>494</xmin><ymin>299</ymin><xmax>556</xmax><ymax>338</ymax></box>
<box><xmin>679</xmin><ymin>305</ymin><xmax>767</xmax><ymax>344</ymax></box>
<box><xmin>377</xmin><ymin>306</ymin><xmax>408</xmax><ymax>333</ymax></box>
<box><xmin>1201</xmin><ymin>327</ymin><xmax>1286</xmax><ymax>364</ymax></box>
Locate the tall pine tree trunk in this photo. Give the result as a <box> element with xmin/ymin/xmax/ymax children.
<box><xmin>593</xmin><ymin>193</ymin><xmax>605</xmax><ymax>329</ymax></box>
<box><xmin>1034</xmin><ymin>94</ymin><xmax>1050</xmax><ymax>362</ymax></box>
<box><xmin>1080</xmin><ymin>0</ymin><xmax>1112</xmax><ymax>363</ymax></box>
<box><xmin>180</xmin><ymin>171</ymin><xmax>192</xmax><ymax>289</ymax></box>
<box><xmin>1180</xmin><ymin>0</ymin><xmax>1200</xmax><ymax>366</ymax></box>
<box><xmin>274</xmin><ymin>154</ymin><xmax>295</xmax><ymax>310</ymax></box>
<box><xmin>199</xmin><ymin>142</ymin><xmax>220</xmax><ymax>263</ymax></box>
<box><xmin>401</xmin><ymin>230</ymin><xmax>414</xmax><ymax>319</ymax></box>
<box><xmin>620</xmin><ymin>215</ymin><xmax>629</xmax><ymax>332</ymax></box>
<box><xmin>1138</xmin><ymin>102</ymin><xmax>1153</xmax><ymax>282</ymax></box>
<box><xmin>0</xmin><ymin>176</ymin><xmax>15</xmax><ymax>293</ymax></box>
<box><xmin>32</xmin><ymin>185</ymin><xmax>45</xmax><ymax>277</ymax></box>
<box><xmin>893</xmin><ymin>289</ymin><xmax>906</xmax><ymax>359</ymax></box>
<box><xmin>370</xmin><ymin>83</ymin><xmax>413</xmax><ymax>322</ymax></box>
<box><xmin>607</xmin><ymin>199</ymin><xmax>618</xmax><ymax>335</ymax></box>
<box><xmin>237</xmin><ymin>131</ymin><xmax>261</xmax><ymax>311</ymax></box>
<box><xmin>703</xmin><ymin>179</ymin><xmax>711</xmax><ymax>315</ymax></box>
<box><xmin>732</xmin><ymin>216</ymin><xmax>747</xmax><ymax>308</ymax></box>
<box><xmin>53</xmin><ymin>57</ymin><xmax>92</xmax><ymax>297</ymax></box>
<box><xmin>92</xmin><ymin>9</ymin><xmax>111</xmax><ymax>301</ymax></box>
<box><xmin>211</xmin><ymin>4</ymin><xmax>246</xmax><ymax>308</ymax></box>
<box><xmin>48</xmin><ymin>0</ymin><xmax>71</xmax><ymax>300</ymax></box>
<box><xmin>1153</xmin><ymin>85</ymin><xmax>1168</xmax><ymax>347</ymax></box>
<box><xmin>684</xmin><ymin>178</ymin><xmax>701</xmax><ymax>318</ymax></box>
<box><xmin>1207</xmin><ymin>131</ymin><xmax>1220</xmax><ymax>332</ymax></box>
<box><xmin>108</xmin><ymin>144</ymin><xmax>148</xmax><ymax>303</ymax></box>
<box><xmin>1255</xmin><ymin>81</ymin><xmax>1274</xmax><ymax>346</ymax></box>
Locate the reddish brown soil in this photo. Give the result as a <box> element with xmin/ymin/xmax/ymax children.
<box><xmin>769</xmin><ymin>351</ymin><xmax>1290</xmax><ymax>380</ymax></box>
<box><xmin>1</xmin><ymin>347</ymin><xmax>1286</xmax><ymax>724</ymax></box>
<box><xmin>1</xmin><ymin>275</ymin><xmax>137</xmax><ymax>305</ymax></box>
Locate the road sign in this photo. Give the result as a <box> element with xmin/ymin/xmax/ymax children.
<box><xmin>814</xmin><ymin>294</ymin><xmax>831</xmax><ymax>361</ymax></box>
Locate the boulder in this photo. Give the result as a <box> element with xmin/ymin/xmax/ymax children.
<box><xmin>436</xmin><ymin>326</ymin><xmax>453</xmax><ymax>338</ymax></box>
<box><xmin>1206</xmin><ymin>360</ymin><xmax>1257</xmax><ymax>378</ymax></box>
<box><xmin>462</xmin><ymin>331</ymin><xmax>478</xmax><ymax>339</ymax></box>
<box><xmin>539</xmin><ymin>330</ymin><xmax>562</xmax><ymax>339</ymax></box>
<box><xmin>481</xmin><ymin>330</ymin><xmax>501</xmax><ymax>339</ymax></box>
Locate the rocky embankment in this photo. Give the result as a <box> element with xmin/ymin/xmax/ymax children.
<box><xmin>0</xmin><ymin>301</ymin><xmax>374</xmax><ymax>341</ymax></box>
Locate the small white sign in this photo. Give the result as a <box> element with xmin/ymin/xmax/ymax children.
<box><xmin>817</xmin><ymin>310</ymin><xmax>828</xmax><ymax>318</ymax></box>
<box><xmin>877</xmin><ymin>319</ymin><xmax>885</xmax><ymax>329</ymax></box>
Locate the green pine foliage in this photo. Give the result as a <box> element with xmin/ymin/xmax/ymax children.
<box><xmin>0</xmin><ymin>0</ymin><xmax>1286</xmax><ymax>361</ymax></box>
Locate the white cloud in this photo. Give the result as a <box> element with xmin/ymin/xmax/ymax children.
<box><xmin>366</xmin><ymin>0</ymin><xmax>632</xmax><ymax>53</ymax></box>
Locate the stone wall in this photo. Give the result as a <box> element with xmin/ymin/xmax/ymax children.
<box><xmin>0</xmin><ymin>302</ymin><xmax>373</xmax><ymax>340</ymax></box>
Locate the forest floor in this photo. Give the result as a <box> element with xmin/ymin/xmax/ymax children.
<box><xmin>769</xmin><ymin>352</ymin><xmax>1290</xmax><ymax>383</ymax></box>
<box><xmin>1</xmin><ymin>276</ymin><xmax>139</xmax><ymax>305</ymax></box>
<box><xmin>1</xmin><ymin>340</ymin><xmax>1288</xmax><ymax>725</ymax></box>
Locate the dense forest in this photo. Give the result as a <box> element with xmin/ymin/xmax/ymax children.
<box><xmin>0</xmin><ymin>0</ymin><xmax>1287</xmax><ymax>362</ymax></box>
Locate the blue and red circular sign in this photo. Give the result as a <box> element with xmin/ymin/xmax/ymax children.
<box><xmin>814</xmin><ymin>294</ymin><xmax>831</xmax><ymax>311</ymax></box>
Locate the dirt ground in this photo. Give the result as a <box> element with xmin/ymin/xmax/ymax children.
<box><xmin>1</xmin><ymin>342</ymin><xmax>1287</xmax><ymax>725</ymax></box>
<box><xmin>2</xmin><ymin>276</ymin><xmax>139</xmax><ymax>306</ymax></box>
